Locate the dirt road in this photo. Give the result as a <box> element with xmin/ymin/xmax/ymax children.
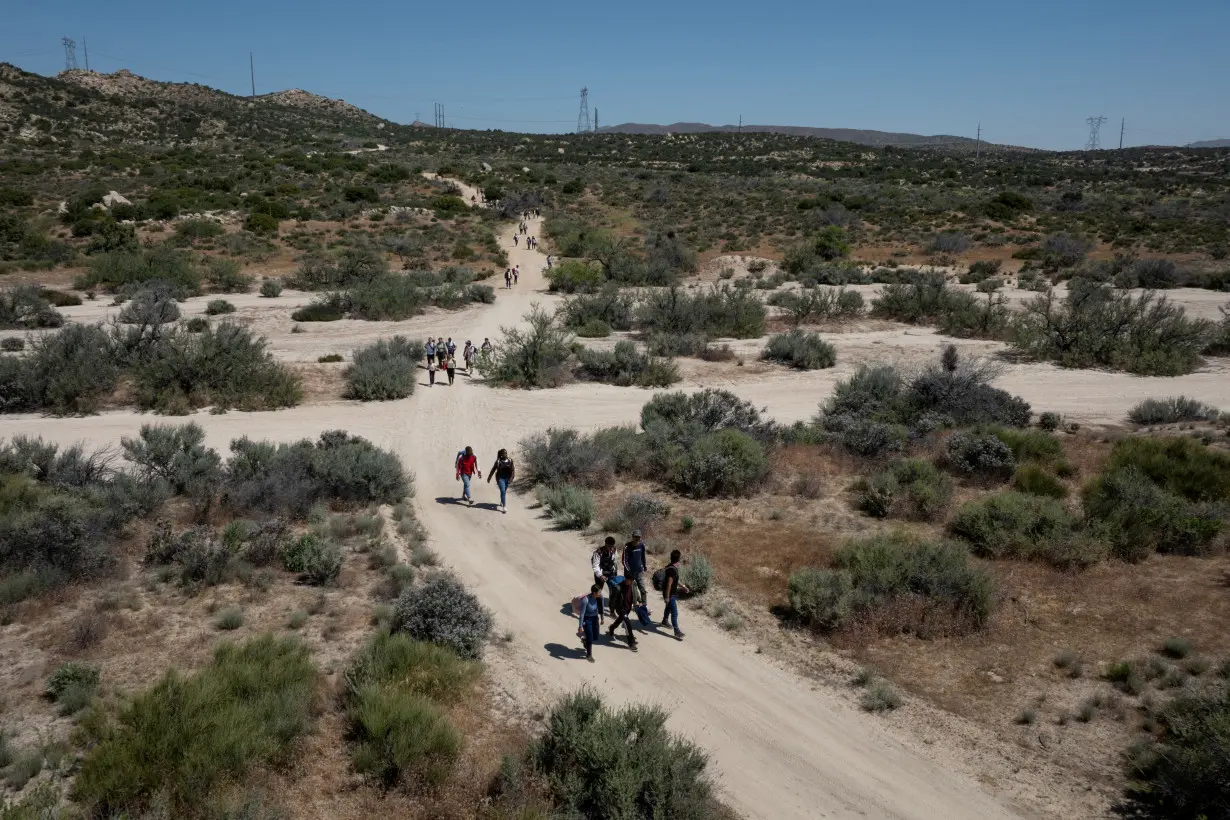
<box><xmin>3</xmin><ymin>210</ymin><xmax>1043</xmax><ymax>819</ymax></box>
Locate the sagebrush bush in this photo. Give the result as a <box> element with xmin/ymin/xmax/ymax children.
<box><xmin>635</xmin><ymin>284</ymin><xmax>765</xmax><ymax>339</ymax></box>
<box><xmin>73</xmin><ymin>636</ymin><xmax>318</xmax><ymax>816</ymax></box>
<box><xmin>0</xmin><ymin>285</ymin><xmax>65</xmax><ymax>329</ymax></box>
<box><xmin>608</xmin><ymin>493</ymin><xmax>672</xmax><ymax>535</ymax></box>
<box><xmin>1083</xmin><ymin>468</ymin><xmax>1225</xmax><ymax>562</ymax></box>
<box><xmin>761</xmin><ymin>329</ymin><xmax>837</xmax><ymax>370</ymax></box>
<box><xmin>949</xmin><ymin>492</ymin><xmax>1088</xmax><ymax>566</ymax></box>
<box><xmin>46</xmin><ymin>661</ymin><xmax>100</xmax><ymax>702</ymax></box>
<box><xmin>985</xmin><ymin>425</ymin><xmax>1065</xmax><ymax>464</ymax></box>
<box><xmin>946</xmin><ymin>431</ymin><xmax>1017</xmax><ymax>479</ymax></box>
<box><xmin>204</xmin><ymin>299</ymin><xmax>235</xmax><ymax>316</ymax></box>
<box><xmin>857</xmin><ymin>459</ymin><xmax>954</xmax><ymax>520</ymax></box>
<box><xmin>1103</xmin><ymin>436</ymin><xmax>1230</xmax><ymax>503</ymax></box>
<box><xmin>258</xmin><ymin>279</ymin><xmax>282</xmax><ymax>298</ymax></box>
<box><xmin>536</xmin><ymin>484</ymin><xmax>596</xmax><ymax>529</ymax></box>
<box><xmin>523</xmin><ymin>690</ymin><xmax>717</xmax><ymax>820</ymax></box>
<box><xmin>789</xmin><ymin>533</ymin><xmax>994</xmax><ymax>636</ymax></box>
<box><xmin>0</xmin><ymin>323</ymin><xmax>120</xmax><ymax>415</ymax></box>
<box><xmin>344</xmin><ymin>336</ymin><xmax>421</xmax><ymax>401</ymax></box>
<box><xmin>344</xmin><ymin>631</ymin><xmax>480</xmax><ymax>706</ymax></box>
<box><xmin>478</xmin><ymin>305</ymin><xmax>574</xmax><ymax>388</ymax></box>
<box><xmin>576</xmin><ymin>340</ymin><xmax>679</xmax><ymax>387</ymax></box>
<box><xmin>77</xmin><ymin>247</ymin><xmax>201</xmax><ymax>294</ymax></box>
<box><xmin>670</xmin><ymin>428</ymin><xmax>769</xmax><ymax>498</ymax></box>
<box><xmin>1012</xmin><ymin>463</ymin><xmax>1068</xmax><ymax>498</ymax></box>
<box><xmin>348</xmin><ymin>683</ymin><xmax>462</xmax><ymax>788</ymax></box>
<box><xmin>519</xmin><ymin>427</ymin><xmax>618</xmax><ymax>489</ymax></box>
<box><xmin>680</xmin><ymin>554</ymin><xmax>713</xmax><ymax>594</ymax></box>
<box><xmin>393</xmin><ymin>574</ymin><xmax>493</xmax><ymax>660</ymax></box>
<box><xmin>1128</xmin><ymin>396</ymin><xmax>1221</xmax><ymax>425</ymax></box>
<box><xmin>280</xmin><ymin>533</ymin><xmax>341</xmax><ymax>585</ymax></box>
<box><xmin>559</xmin><ymin>287</ymin><xmax>635</xmax><ymax>331</ymax></box>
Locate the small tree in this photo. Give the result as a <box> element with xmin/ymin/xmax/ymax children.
<box><xmin>477</xmin><ymin>304</ymin><xmax>574</xmax><ymax>388</ymax></box>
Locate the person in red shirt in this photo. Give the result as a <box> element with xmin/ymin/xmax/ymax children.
<box><xmin>455</xmin><ymin>446</ymin><xmax>481</xmax><ymax>505</ymax></box>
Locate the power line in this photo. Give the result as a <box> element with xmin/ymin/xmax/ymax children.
<box><xmin>447</xmin><ymin>115</ymin><xmax>574</xmax><ymax>124</ymax></box>
<box><xmin>1085</xmin><ymin>115</ymin><xmax>1107</xmax><ymax>151</ymax></box>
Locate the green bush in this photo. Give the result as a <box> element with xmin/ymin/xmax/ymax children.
<box><xmin>344</xmin><ymin>631</ymin><xmax>480</xmax><ymax>706</ymax></box>
<box><xmin>203</xmin><ymin>258</ymin><xmax>251</xmax><ymax>293</ymax></box>
<box><xmin>1012</xmin><ymin>463</ymin><xmax>1068</xmax><ymax>498</ymax></box>
<box><xmin>46</xmin><ymin>661</ymin><xmax>101</xmax><ymax>708</ymax></box>
<box><xmin>1128</xmin><ymin>396</ymin><xmax>1220</xmax><ymax>425</ymax></box>
<box><xmin>243</xmin><ymin>212</ymin><xmax>279</xmax><ymax>236</ymax></box>
<box><xmin>348</xmin><ymin>683</ymin><xmax>462</xmax><ymax>788</ymax></box>
<box><xmin>0</xmin><ymin>286</ymin><xmax>65</xmax><ymax>329</ymax></box>
<box><xmin>524</xmin><ymin>690</ymin><xmax>717</xmax><ymax>820</ymax></box>
<box><xmin>559</xmin><ymin>288</ymin><xmax>635</xmax><ymax>332</ymax></box>
<box><xmin>117</xmin><ymin>285</ymin><xmax>181</xmax><ymax>326</ymax></box>
<box><xmin>258</xmin><ymin>279</ymin><xmax>282</xmax><ymax>298</ymax></box>
<box><xmin>576</xmin><ymin>340</ymin><xmax>679</xmax><ymax>387</ymax></box>
<box><xmin>789</xmin><ymin>533</ymin><xmax>994</xmax><ymax>636</ymax></box>
<box><xmin>346</xmin><ymin>274</ymin><xmax>429</xmax><ymax>320</ymax></box>
<box><xmin>1125</xmin><ymin>683</ymin><xmax>1230</xmax><ymax>818</ymax></box>
<box><xmin>478</xmin><ymin>305</ymin><xmax>574</xmax><ymax>388</ymax></box>
<box><xmin>761</xmin><ymin>329</ymin><xmax>837</xmax><ymax>370</ymax></box>
<box><xmin>670</xmin><ymin>428</ymin><xmax>769</xmax><ymax>499</ymax></box>
<box><xmin>857</xmin><ymin>459</ymin><xmax>954</xmax><ymax>520</ymax></box>
<box><xmin>121</xmin><ymin>423</ymin><xmax>222</xmax><ymax>499</ymax></box>
<box><xmin>519</xmin><ymin>427</ymin><xmax>619</xmax><ymax>490</ymax></box>
<box><xmin>607</xmin><ymin>493</ymin><xmax>672</xmax><ymax>535</ymax></box>
<box><xmin>344</xmin><ymin>336</ymin><xmax>421</xmax><ymax>401</ymax></box>
<box><xmin>280</xmin><ymin>533</ymin><xmax>341</xmax><ymax>585</ymax></box>
<box><xmin>73</xmin><ymin>636</ymin><xmax>318</xmax><ymax>816</ymax></box>
<box><xmin>289</xmin><ymin>247</ymin><xmax>388</xmax><ymax>290</ymax></box>
<box><xmin>1102</xmin><ymin>436</ymin><xmax>1230</xmax><ymax>503</ymax></box>
<box><xmin>1083</xmin><ymin>468</ymin><xmax>1225</xmax><ymax>562</ymax></box>
<box><xmin>1</xmin><ymin>336</ymin><xmax>24</xmax><ymax>352</ymax></box>
<box><xmin>78</xmin><ymin>247</ymin><xmax>201</xmax><ymax>294</ymax></box>
<box><xmin>985</xmin><ymin>425</ymin><xmax>1065</xmax><ymax>464</ymax></box>
<box><xmin>1038</xmin><ymin>411</ymin><xmax>1062</xmax><ymax>431</ymax></box>
<box><xmin>946</xmin><ymin>431</ymin><xmax>1017</xmax><ymax>479</ymax></box>
<box><xmin>536</xmin><ymin>484</ymin><xmax>596</xmax><ymax>529</ymax></box>
<box><xmin>635</xmin><ymin>284</ymin><xmax>766</xmax><ymax>339</ymax></box>
<box><xmin>204</xmin><ymin>299</ymin><xmax>235</xmax><ymax>316</ymax></box>
<box><xmin>949</xmin><ymin>492</ymin><xmax>1087</xmax><ymax>566</ymax></box>
<box><xmin>860</xmin><ymin>679</ymin><xmax>903</xmax><ymax>712</ymax></box>
<box><xmin>393</xmin><ymin>574</ymin><xmax>493</xmax><ymax>660</ymax></box>
<box><xmin>291</xmin><ymin>295</ymin><xmax>346</xmax><ymax>322</ymax></box>
<box><xmin>0</xmin><ymin>323</ymin><xmax>120</xmax><ymax>415</ymax></box>
<box><xmin>545</xmin><ymin>259</ymin><xmax>604</xmax><ymax>293</ymax></box>
<box><xmin>680</xmin><ymin>554</ymin><xmax>713</xmax><ymax>594</ymax></box>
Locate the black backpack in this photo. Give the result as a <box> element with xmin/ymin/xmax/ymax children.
<box><xmin>652</xmin><ymin>568</ymin><xmax>666</xmax><ymax>591</ymax></box>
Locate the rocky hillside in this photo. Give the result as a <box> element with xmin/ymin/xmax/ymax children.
<box><xmin>596</xmin><ymin>121</ymin><xmax>1034</xmax><ymax>152</ymax></box>
<box><xmin>0</xmin><ymin>64</ymin><xmax>408</xmax><ymax>148</ymax></box>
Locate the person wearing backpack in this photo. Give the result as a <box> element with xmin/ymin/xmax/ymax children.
<box><xmin>487</xmin><ymin>448</ymin><xmax>515</xmax><ymax>513</ymax></box>
<box><xmin>424</xmin><ymin>338</ymin><xmax>437</xmax><ymax>368</ymax></box>
<box><xmin>606</xmin><ymin>577</ymin><xmax>639</xmax><ymax>651</ymax></box>
<box><xmin>591</xmin><ymin>536</ymin><xmax>619</xmax><ymax>616</ymax></box>
<box><xmin>660</xmin><ymin>549</ymin><xmax>690</xmax><ymax>640</ymax></box>
<box><xmin>623</xmin><ymin>530</ymin><xmax>649</xmax><ymax>605</ymax></box>
<box><xmin>577</xmin><ymin>582</ymin><xmax>604</xmax><ymax>663</ymax></box>
<box><xmin>455</xmin><ymin>446</ymin><xmax>481</xmax><ymax>505</ymax></box>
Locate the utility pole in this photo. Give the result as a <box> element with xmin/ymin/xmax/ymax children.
<box><xmin>739</xmin><ymin>114</ymin><xmax>743</xmax><ymax>133</ymax></box>
<box><xmin>975</xmin><ymin>122</ymin><xmax>982</xmax><ymax>160</ymax></box>
<box><xmin>61</xmin><ymin>37</ymin><xmax>78</xmax><ymax>71</ymax></box>
<box><xmin>82</xmin><ymin>38</ymin><xmax>89</xmax><ymax>71</ymax></box>
<box><xmin>415</xmin><ymin>111</ymin><xmax>421</xmax><ymax>124</ymax></box>
<box><xmin>434</xmin><ymin>103</ymin><xmax>444</xmax><ymax>128</ymax></box>
<box><xmin>594</xmin><ymin>108</ymin><xmax>599</xmax><ymax>132</ymax></box>
<box><xmin>1119</xmin><ymin>118</ymin><xmax>1125</xmax><ymax>150</ymax></box>
<box><xmin>1085</xmin><ymin>115</ymin><xmax>1107</xmax><ymax>151</ymax></box>
<box><xmin>249</xmin><ymin>52</ymin><xmax>256</xmax><ymax>97</ymax></box>
<box><xmin>576</xmin><ymin>87</ymin><xmax>590</xmax><ymax>133</ymax></box>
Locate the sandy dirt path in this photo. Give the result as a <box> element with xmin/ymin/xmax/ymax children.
<box><xmin>3</xmin><ymin>213</ymin><xmax>1037</xmax><ymax>820</ymax></box>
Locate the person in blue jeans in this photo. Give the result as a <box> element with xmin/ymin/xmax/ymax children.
<box><xmin>486</xmin><ymin>449</ymin><xmax>515</xmax><ymax>513</ymax></box>
<box><xmin>579</xmin><ymin>583</ymin><xmax>604</xmax><ymax>662</ymax></box>
<box><xmin>660</xmin><ymin>549</ymin><xmax>690</xmax><ymax>640</ymax></box>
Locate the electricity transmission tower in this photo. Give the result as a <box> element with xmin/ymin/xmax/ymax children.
<box><xmin>594</xmin><ymin>108</ymin><xmax>599</xmax><ymax>132</ymax></box>
<box><xmin>975</xmin><ymin>123</ymin><xmax>982</xmax><ymax>160</ymax></box>
<box><xmin>434</xmin><ymin>103</ymin><xmax>445</xmax><ymax>128</ymax></box>
<box><xmin>1119</xmin><ymin>118</ymin><xmax>1126</xmax><ymax>150</ymax></box>
<box><xmin>576</xmin><ymin>87</ymin><xmax>590</xmax><ymax>133</ymax></box>
<box><xmin>82</xmin><ymin>39</ymin><xmax>89</xmax><ymax>71</ymax></box>
<box><xmin>1085</xmin><ymin>116</ymin><xmax>1107</xmax><ymax>151</ymax></box>
<box><xmin>61</xmin><ymin>37</ymin><xmax>78</xmax><ymax>71</ymax></box>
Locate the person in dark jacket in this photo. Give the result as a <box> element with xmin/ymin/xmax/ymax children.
<box><xmin>623</xmin><ymin>530</ymin><xmax>649</xmax><ymax>605</ymax></box>
<box><xmin>591</xmin><ymin>536</ymin><xmax>619</xmax><ymax>616</ymax></box>
<box><xmin>578</xmin><ymin>582</ymin><xmax>603</xmax><ymax>662</ymax></box>
<box><xmin>487</xmin><ymin>448</ymin><xmax>515</xmax><ymax>513</ymax></box>
<box><xmin>660</xmin><ymin>549</ymin><xmax>690</xmax><ymax>640</ymax></box>
<box><xmin>606</xmin><ymin>577</ymin><xmax>639</xmax><ymax>651</ymax></box>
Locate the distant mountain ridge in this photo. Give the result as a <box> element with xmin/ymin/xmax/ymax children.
<box><xmin>596</xmin><ymin>121</ymin><xmax>1024</xmax><ymax>151</ymax></box>
<box><xmin>1187</xmin><ymin>139</ymin><xmax>1230</xmax><ymax>148</ymax></box>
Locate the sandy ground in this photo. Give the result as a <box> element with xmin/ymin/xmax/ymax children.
<box><xmin>5</xmin><ymin>200</ymin><xmax>1230</xmax><ymax>818</ymax></box>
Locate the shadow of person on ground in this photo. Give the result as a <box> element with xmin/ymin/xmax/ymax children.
<box><xmin>544</xmin><ymin>642</ymin><xmax>588</xmax><ymax>661</ymax></box>
<box><xmin>433</xmin><ymin>496</ymin><xmax>502</xmax><ymax>512</ymax></box>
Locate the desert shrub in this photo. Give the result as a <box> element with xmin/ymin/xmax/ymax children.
<box><xmin>946</xmin><ymin>431</ymin><xmax>1017</xmax><ymax>479</ymax></box>
<box><xmin>536</xmin><ymin>484</ymin><xmax>595</xmax><ymax>529</ymax></box>
<box><xmin>641</xmin><ymin>388</ymin><xmax>773</xmax><ymax>440</ymax></box>
<box><xmin>0</xmin><ymin>323</ymin><xmax>121</xmax><ymax>415</ymax></box>
<box><xmin>576</xmin><ymin>340</ymin><xmax>679</xmax><ymax>387</ymax></box>
<box><xmin>857</xmin><ymin>459</ymin><xmax>954</xmax><ymax>520</ymax></box>
<box><xmin>575</xmin><ymin>319</ymin><xmax>611</xmax><ymax>337</ymax></box>
<box><xmin>558</xmin><ymin>287</ymin><xmax>635</xmax><ymax>332</ymax></box>
<box><xmin>344</xmin><ymin>631</ymin><xmax>480</xmax><ymax>707</ymax></box>
<box><xmin>781</xmin><ymin>226</ymin><xmax>851</xmax><ymax>273</ymax></box>
<box><xmin>767</xmin><ymin>286</ymin><xmax>864</xmax><ymax>325</ymax></box>
<box><xmin>960</xmin><ymin>260</ymin><xmax>1003</xmax><ymax>284</ymax></box>
<box><xmin>392</xmin><ymin>574</ymin><xmax>493</xmax><ymax>660</ymax></box>
<box><xmin>524</xmin><ymin>690</ymin><xmax>716</xmax><ymax>820</ymax></box>
<box><xmin>289</xmin><ymin>246</ymin><xmax>388</xmax><ymax>290</ymax></box>
<box><xmin>545</xmin><ymin>259</ymin><xmax>604</xmax><ymax>293</ymax></box>
<box><xmin>203</xmin><ymin>258</ymin><xmax>251</xmax><ymax>293</ymax></box>
<box><xmin>950</xmin><ymin>492</ymin><xmax>1084</xmax><ymax>564</ymax></box>
<box><xmin>860</xmin><ymin>679</ymin><xmax>904</xmax><ymax>712</ymax></box>
<box><xmin>1040</xmin><ymin>233</ymin><xmax>1094</xmax><ymax>270</ymax></box>
<box><xmin>928</xmin><ymin>232</ymin><xmax>971</xmax><ymax>254</ymax></box>
<box><xmin>130</xmin><ymin>323</ymin><xmax>302</xmax><ymax>414</ymax></box>
<box><xmin>645</xmin><ymin>331</ymin><xmax>711</xmax><ymax>357</ymax></box>
<box><xmin>790</xmin><ymin>533</ymin><xmax>994</xmax><ymax>636</ymax></box>
<box><xmin>223</xmin><ymin>430</ymin><xmax>409</xmax><ymax>518</ymax></box>
<box><xmin>1012</xmin><ymin>463</ymin><xmax>1068</xmax><ymax>498</ymax></box>
<box><xmin>117</xmin><ymin>284</ymin><xmax>182</xmax><ymax>326</ymax></box>
<box><xmin>680</xmin><ymin>554</ymin><xmax>712</xmax><ymax>594</ymax></box>
<box><xmin>204</xmin><ymin>299</ymin><xmax>235</xmax><ymax>316</ymax></box>
<box><xmin>669</xmin><ymin>428</ymin><xmax>769</xmax><ymax>498</ymax></box>
<box><xmin>121</xmin><ymin>423</ymin><xmax>222</xmax><ymax>502</ymax></box>
<box><xmin>1038</xmin><ymin>411</ymin><xmax>1062</xmax><ymax>431</ymax></box>
<box><xmin>609</xmin><ymin>493</ymin><xmax>672</xmax><ymax>535</ymax></box>
<box><xmin>73</xmin><ymin>635</ymin><xmax>318</xmax><ymax>817</ymax></box>
<box><xmin>318</xmin><ymin>353</ymin><xmax>343</xmax><ymax>363</ymax></box>
<box><xmin>243</xmin><ymin>212</ymin><xmax>279</xmax><ymax>236</ymax></box>
<box><xmin>46</xmin><ymin>661</ymin><xmax>101</xmax><ymax>705</ymax></box>
<box><xmin>78</xmin><ymin>247</ymin><xmax>200</xmax><ymax>294</ymax></box>
<box><xmin>984</xmin><ymin>425</ymin><xmax>1065</xmax><ymax>464</ymax></box>
<box><xmin>519</xmin><ymin>427</ymin><xmax>618</xmax><ymax>490</ymax></box>
<box><xmin>258</xmin><ymin>279</ymin><xmax>282</xmax><ymax>298</ymax></box>
<box><xmin>1011</xmin><ymin>279</ymin><xmax>1215</xmax><ymax>376</ymax></box>
<box><xmin>635</xmin><ymin>284</ymin><xmax>766</xmax><ymax>339</ymax></box>
<box><xmin>291</xmin><ymin>294</ymin><xmax>346</xmax><ymax>322</ymax></box>
<box><xmin>1083</xmin><ymin>468</ymin><xmax>1226</xmax><ymax>562</ymax></box>
<box><xmin>344</xmin><ymin>336</ymin><xmax>421</xmax><ymax>401</ymax></box>
<box><xmin>0</xmin><ymin>336</ymin><xmax>23</xmax><ymax>352</ymax></box>
<box><xmin>347</xmin><ymin>682</ymin><xmax>462</xmax><ymax>788</ymax></box>
<box><xmin>1102</xmin><ymin>436</ymin><xmax>1230</xmax><ymax>503</ymax></box>
<box><xmin>1129</xmin><ymin>396</ymin><xmax>1220</xmax><ymax>425</ymax></box>
<box><xmin>478</xmin><ymin>305</ymin><xmax>574</xmax><ymax>388</ymax></box>
<box><xmin>761</xmin><ymin>329</ymin><xmax>836</xmax><ymax>370</ymax></box>
<box><xmin>346</xmin><ymin>274</ymin><xmax>430</xmax><ymax>320</ymax></box>
<box><xmin>280</xmin><ymin>533</ymin><xmax>342</xmax><ymax>585</ymax></box>
<box><xmin>0</xmin><ymin>286</ymin><xmax>64</xmax><ymax>329</ymax></box>
<box><xmin>1124</xmin><ymin>683</ymin><xmax>1230</xmax><ymax>818</ymax></box>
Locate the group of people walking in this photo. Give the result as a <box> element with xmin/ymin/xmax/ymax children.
<box><xmin>575</xmin><ymin>532</ymin><xmax>690</xmax><ymax>662</ymax></box>
<box><xmin>512</xmin><ymin>233</ymin><xmax>537</xmax><ymax>250</ymax></box>
<box><xmin>453</xmin><ymin>445</ymin><xmax>516</xmax><ymax>512</ymax></box>
<box><xmin>424</xmin><ymin>337</ymin><xmax>493</xmax><ymax>386</ymax></box>
<box><xmin>502</xmin><ymin>266</ymin><xmax>520</xmax><ymax>288</ymax></box>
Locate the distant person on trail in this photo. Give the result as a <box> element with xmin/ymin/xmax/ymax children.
<box><xmin>487</xmin><ymin>448</ymin><xmax>515</xmax><ymax>512</ymax></box>
<box><xmin>659</xmin><ymin>549</ymin><xmax>689</xmax><ymax>640</ymax></box>
<box><xmin>455</xmin><ymin>446</ymin><xmax>481</xmax><ymax>505</ymax></box>
<box><xmin>445</xmin><ymin>353</ymin><xmax>457</xmax><ymax>385</ymax></box>
<box><xmin>504</xmin><ymin>269</ymin><xmax>512</xmax><ymax>289</ymax></box>
<box><xmin>546</xmin><ymin>255</ymin><xmax>553</xmax><ymax>270</ymax></box>
<box><xmin>513</xmin><ymin>234</ymin><xmax>519</xmax><ymax>247</ymax></box>
<box><xmin>592</xmin><ymin>536</ymin><xmax>620</xmax><ymax>616</ymax></box>
<box><xmin>577</xmin><ymin>582</ymin><xmax>604</xmax><ymax>663</ymax></box>
<box><xmin>481</xmin><ymin>337</ymin><xmax>494</xmax><ymax>355</ymax></box>
<box><xmin>427</xmin><ymin>357</ymin><xmax>437</xmax><ymax>387</ymax></box>
<box><xmin>623</xmin><ymin>530</ymin><xmax>649</xmax><ymax>604</ymax></box>
<box><xmin>606</xmin><ymin>577</ymin><xmax>639</xmax><ymax>651</ymax></box>
<box><xmin>463</xmin><ymin>340</ymin><xmax>476</xmax><ymax>372</ymax></box>
<box><xmin>425</xmin><ymin>338</ymin><xmax>437</xmax><ymax>368</ymax></box>
<box><xmin>513</xmin><ymin>267</ymin><xmax>519</xmax><ymax>285</ymax></box>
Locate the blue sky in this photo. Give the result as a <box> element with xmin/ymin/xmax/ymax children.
<box><xmin>3</xmin><ymin>0</ymin><xmax>1227</xmax><ymax>150</ymax></box>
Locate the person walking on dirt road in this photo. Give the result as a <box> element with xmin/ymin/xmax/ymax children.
<box><xmin>456</xmin><ymin>446</ymin><xmax>481</xmax><ymax>505</ymax></box>
<box><xmin>504</xmin><ymin>269</ymin><xmax>512</xmax><ymax>289</ymax></box>
<box><xmin>463</xmin><ymin>341</ymin><xmax>476</xmax><ymax>373</ymax></box>
<box><xmin>660</xmin><ymin>549</ymin><xmax>690</xmax><ymax>640</ymax></box>
<box><xmin>513</xmin><ymin>266</ymin><xmax>519</xmax><ymax>284</ymax></box>
<box><xmin>487</xmin><ymin>448</ymin><xmax>515</xmax><ymax>512</ymax></box>
<box><xmin>623</xmin><ymin>530</ymin><xmax>650</xmax><ymax>604</ymax></box>
<box><xmin>445</xmin><ymin>353</ymin><xmax>457</xmax><ymax>385</ymax></box>
<box><xmin>481</xmin><ymin>338</ymin><xmax>494</xmax><ymax>355</ymax></box>
<box><xmin>606</xmin><ymin>577</ymin><xmax>639</xmax><ymax>651</ymax></box>
<box><xmin>578</xmin><ymin>582</ymin><xmax>604</xmax><ymax>663</ymax></box>
<box><xmin>592</xmin><ymin>536</ymin><xmax>620</xmax><ymax>616</ymax></box>
<box><xmin>427</xmin><ymin>357</ymin><xmax>437</xmax><ymax>387</ymax></box>
<box><xmin>425</xmin><ymin>338</ymin><xmax>437</xmax><ymax>368</ymax></box>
